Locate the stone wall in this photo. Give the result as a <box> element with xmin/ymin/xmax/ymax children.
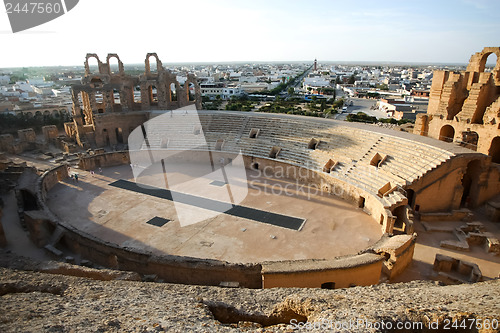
<box><xmin>34</xmin><ymin>162</ymin><xmax>413</xmax><ymax>289</ymax></box>
<box><xmin>1</xmin><ymin>266</ymin><xmax>499</xmax><ymax>332</ymax></box>
<box><xmin>70</xmin><ymin>53</ymin><xmax>202</xmax><ymax>148</ymax></box>
<box><xmin>415</xmin><ymin>47</ymin><xmax>500</xmax><ymax>163</ymax></box>
<box><xmin>78</xmin><ymin>151</ymin><xmax>130</xmax><ymax>170</ymax></box>
<box><xmin>42</xmin><ymin>125</ymin><xmax>58</xmax><ymax>142</ymax></box>
<box><xmin>261</xmin><ymin>253</ymin><xmax>384</xmax><ymax>288</ymax></box>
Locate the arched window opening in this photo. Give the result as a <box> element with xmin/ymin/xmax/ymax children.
<box><xmin>489</xmin><ymin>136</ymin><xmax>500</xmax><ymax>163</ymax></box>
<box><xmin>439</xmin><ymin>125</ymin><xmax>455</xmax><ymax>143</ymax></box>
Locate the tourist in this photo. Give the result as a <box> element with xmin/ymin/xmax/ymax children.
<box><xmin>74</xmin><ymin>174</ymin><xmax>79</xmax><ymax>182</ymax></box>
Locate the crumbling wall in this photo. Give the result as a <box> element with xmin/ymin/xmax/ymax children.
<box><xmin>415</xmin><ymin>47</ymin><xmax>500</xmax><ymax>159</ymax></box>
<box><xmin>71</xmin><ymin>53</ymin><xmax>202</xmax><ymax>148</ymax></box>
<box><xmin>78</xmin><ymin>151</ymin><xmax>130</xmax><ymax>170</ymax></box>
<box><xmin>42</xmin><ymin>125</ymin><xmax>58</xmax><ymax>142</ymax></box>
<box><xmin>17</xmin><ymin>128</ymin><xmax>36</xmax><ymax>143</ymax></box>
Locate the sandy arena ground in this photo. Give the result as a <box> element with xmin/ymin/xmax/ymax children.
<box><xmin>46</xmin><ymin>163</ymin><xmax>383</xmax><ymax>263</ymax></box>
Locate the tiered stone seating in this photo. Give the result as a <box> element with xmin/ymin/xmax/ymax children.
<box><xmin>140</xmin><ymin>111</ymin><xmax>456</xmax><ymax>208</ymax></box>
<box><xmin>375</xmin><ymin>137</ymin><xmax>453</xmax><ymax>184</ymax></box>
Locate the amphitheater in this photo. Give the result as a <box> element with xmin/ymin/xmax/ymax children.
<box><xmin>20</xmin><ymin>103</ymin><xmax>498</xmax><ymax>288</ymax></box>
<box><xmin>1</xmin><ymin>50</ymin><xmax>500</xmax><ymax>331</ymax></box>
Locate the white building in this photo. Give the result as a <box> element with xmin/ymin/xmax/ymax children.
<box><xmin>222</xmin><ymin>85</ymin><xmax>242</xmax><ymax>100</ymax></box>
<box><xmin>200</xmin><ymin>82</ymin><xmax>224</xmax><ymax>99</ymax></box>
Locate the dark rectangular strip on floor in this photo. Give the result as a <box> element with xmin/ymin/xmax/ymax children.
<box><xmin>210</xmin><ymin>180</ymin><xmax>226</xmax><ymax>187</ymax></box>
<box><xmin>147</xmin><ymin>216</ymin><xmax>170</xmax><ymax>227</ymax></box>
<box><xmin>109</xmin><ymin>179</ymin><xmax>305</xmax><ymax>231</ymax></box>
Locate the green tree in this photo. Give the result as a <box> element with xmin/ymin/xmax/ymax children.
<box><xmin>320</xmin><ymin>100</ymin><xmax>326</xmax><ymax>112</ymax></box>
<box><xmin>287</xmin><ymin>87</ymin><xmax>294</xmax><ymax>96</ymax></box>
<box><xmin>348</xmin><ymin>74</ymin><xmax>356</xmax><ymax>84</ymax></box>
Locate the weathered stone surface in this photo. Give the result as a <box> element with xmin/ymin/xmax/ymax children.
<box><xmin>0</xmin><ymin>265</ymin><xmax>499</xmax><ymax>332</ymax></box>
<box><xmin>0</xmin><ymin>250</ymin><xmax>498</xmax><ymax>332</ymax></box>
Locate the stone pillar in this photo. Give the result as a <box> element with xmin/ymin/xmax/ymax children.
<box><xmin>103</xmin><ymin>90</ymin><xmax>114</xmax><ymax>113</ymax></box>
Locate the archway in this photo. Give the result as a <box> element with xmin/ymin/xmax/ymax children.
<box><xmin>86</xmin><ymin>55</ymin><xmax>100</xmax><ymax>75</ymax></box>
<box><xmin>460</xmin><ymin>160</ymin><xmax>482</xmax><ymax>208</ymax></box>
<box><xmin>145</xmin><ymin>53</ymin><xmax>161</xmax><ymax>75</ymax></box>
<box><xmin>115</xmin><ymin>128</ymin><xmax>123</xmax><ymax>144</ymax></box>
<box><xmin>188</xmin><ymin>82</ymin><xmax>195</xmax><ymax>101</ymax></box>
<box><xmin>113</xmin><ymin>88</ymin><xmax>121</xmax><ymax>109</ymax></box>
<box><xmin>170</xmin><ymin>83</ymin><xmax>177</xmax><ymax>101</ymax></box>
<box><xmin>489</xmin><ymin>136</ymin><xmax>500</xmax><ymax>163</ymax></box>
<box><xmin>460</xmin><ymin>131</ymin><xmax>479</xmax><ymax>151</ymax></box>
<box><xmin>102</xmin><ymin>129</ymin><xmax>110</xmax><ymax>146</ymax></box>
<box><xmin>108</xmin><ymin>56</ymin><xmax>120</xmax><ymax>75</ymax></box>
<box><xmin>148</xmin><ymin>85</ymin><xmax>158</xmax><ymax>106</ymax></box>
<box><xmin>439</xmin><ymin>125</ymin><xmax>455</xmax><ymax>143</ymax></box>
<box><xmin>133</xmin><ymin>85</ymin><xmax>141</xmax><ymax>104</ymax></box>
<box><xmin>481</xmin><ymin>52</ymin><xmax>499</xmax><ymax>72</ymax></box>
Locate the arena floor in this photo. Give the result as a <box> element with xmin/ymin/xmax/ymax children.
<box><xmin>46</xmin><ymin>163</ymin><xmax>383</xmax><ymax>264</ymax></box>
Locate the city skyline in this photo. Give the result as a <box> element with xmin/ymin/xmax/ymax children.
<box><xmin>0</xmin><ymin>0</ymin><xmax>499</xmax><ymax>68</ymax></box>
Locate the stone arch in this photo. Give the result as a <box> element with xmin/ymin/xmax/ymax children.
<box><xmin>148</xmin><ymin>84</ymin><xmax>158</xmax><ymax>106</ymax></box>
<box><xmin>439</xmin><ymin>125</ymin><xmax>455</xmax><ymax>143</ymax></box>
<box><xmin>460</xmin><ymin>159</ymin><xmax>482</xmax><ymax>208</ymax></box>
<box><xmin>133</xmin><ymin>84</ymin><xmax>141</xmax><ymax>104</ymax></box>
<box><xmin>170</xmin><ymin>82</ymin><xmax>177</xmax><ymax>101</ymax></box>
<box><xmin>106</xmin><ymin>54</ymin><xmax>124</xmax><ymax>75</ymax></box>
<box><xmin>466</xmin><ymin>47</ymin><xmax>500</xmax><ymax>73</ymax></box>
<box><xmin>460</xmin><ymin>130</ymin><xmax>479</xmax><ymax>151</ymax></box>
<box><xmin>478</xmin><ymin>51</ymin><xmax>500</xmax><ymax>73</ymax></box>
<box><xmin>183</xmin><ymin>79</ymin><xmax>196</xmax><ymax>102</ymax></box>
<box><xmin>115</xmin><ymin>128</ymin><xmax>124</xmax><ymax>144</ymax></box>
<box><xmin>145</xmin><ymin>53</ymin><xmax>162</xmax><ymax>75</ymax></box>
<box><xmin>489</xmin><ymin>136</ymin><xmax>500</xmax><ymax>163</ymax></box>
<box><xmin>84</xmin><ymin>53</ymin><xmax>102</xmax><ymax>76</ymax></box>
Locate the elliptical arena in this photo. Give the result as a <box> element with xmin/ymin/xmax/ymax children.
<box><xmin>2</xmin><ymin>49</ymin><xmax>500</xmax><ymax>289</ymax></box>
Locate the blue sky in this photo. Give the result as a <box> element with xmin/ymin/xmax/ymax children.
<box><xmin>0</xmin><ymin>0</ymin><xmax>499</xmax><ymax>67</ymax></box>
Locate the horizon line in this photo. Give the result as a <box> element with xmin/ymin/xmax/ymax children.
<box><xmin>0</xmin><ymin>60</ymin><xmax>472</xmax><ymax>70</ymax></box>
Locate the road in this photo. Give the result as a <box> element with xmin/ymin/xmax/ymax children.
<box><xmin>333</xmin><ymin>97</ymin><xmax>387</xmax><ymax>120</ymax></box>
<box><xmin>283</xmin><ymin>66</ymin><xmax>313</xmax><ymax>99</ymax></box>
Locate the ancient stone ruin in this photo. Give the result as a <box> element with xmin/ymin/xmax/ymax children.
<box><xmin>415</xmin><ymin>47</ymin><xmax>500</xmax><ymax>162</ymax></box>
<box><xmin>65</xmin><ymin>53</ymin><xmax>202</xmax><ymax>148</ymax></box>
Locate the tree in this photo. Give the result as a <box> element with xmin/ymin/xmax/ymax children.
<box><xmin>320</xmin><ymin>100</ymin><xmax>326</xmax><ymax>112</ymax></box>
<box><xmin>348</xmin><ymin>74</ymin><xmax>356</xmax><ymax>85</ymax></box>
<box><xmin>287</xmin><ymin>87</ymin><xmax>294</xmax><ymax>96</ymax></box>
